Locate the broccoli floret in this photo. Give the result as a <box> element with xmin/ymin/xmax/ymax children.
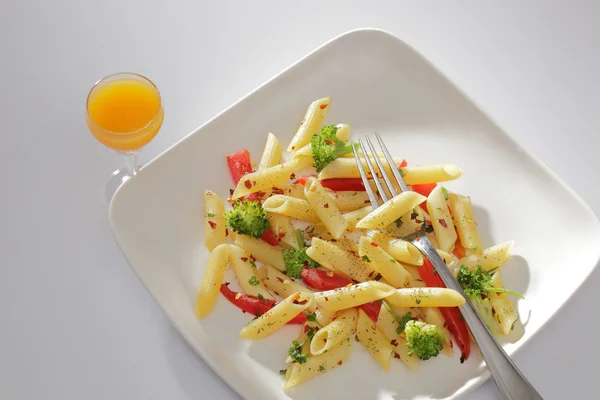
<box><xmin>311</xmin><ymin>125</ymin><xmax>355</xmax><ymax>172</ymax></box>
<box><xmin>225</xmin><ymin>199</ymin><xmax>270</xmax><ymax>238</ymax></box>
<box><xmin>404</xmin><ymin>320</ymin><xmax>445</xmax><ymax>360</ymax></box>
<box><xmin>282</xmin><ymin>229</ymin><xmax>319</xmax><ymax>278</ymax></box>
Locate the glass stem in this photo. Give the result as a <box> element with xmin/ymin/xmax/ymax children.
<box><xmin>124</xmin><ymin>152</ymin><xmax>138</xmax><ymax>176</ymax></box>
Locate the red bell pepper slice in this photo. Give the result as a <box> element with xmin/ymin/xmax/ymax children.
<box><xmin>359</xmin><ymin>301</ymin><xmax>382</xmax><ymax>321</ymax></box>
<box><xmin>220</xmin><ymin>284</ymin><xmax>306</xmax><ymax>324</ymax></box>
<box><xmin>417</xmin><ymin>258</ymin><xmax>470</xmax><ymax>362</ymax></box>
<box><xmin>412</xmin><ymin>182</ymin><xmax>436</xmax><ymax>213</ymax></box>
<box><xmin>260</xmin><ymin>229</ymin><xmax>280</xmax><ymax>246</ymax></box>
<box><xmin>452</xmin><ymin>240</ymin><xmax>466</xmax><ymax>259</ymax></box>
<box><xmin>294</xmin><ymin>175</ymin><xmax>316</xmax><ymax>186</ymax></box>
<box><xmin>320</xmin><ymin>178</ymin><xmax>366</xmax><ymax>192</ymax></box>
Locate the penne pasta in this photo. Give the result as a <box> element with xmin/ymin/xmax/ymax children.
<box><xmin>259</xmin><ymin>132</ymin><xmax>282</xmax><ymax>170</ymax></box>
<box><xmin>306</xmin><ymin>237</ymin><xmax>375</xmax><ymax>282</ymax></box>
<box><xmin>287</xmin><ymin>97</ymin><xmax>331</xmax><ymax>152</ymax></box>
<box><xmin>356</xmin><ymin>192</ymin><xmax>427</xmax><ymax>230</ymax></box>
<box><xmin>268</xmin><ymin>214</ymin><xmax>298</xmax><ymax>249</ymax></box>
<box><xmin>356</xmin><ymin>309</ymin><xmax>394</xmax><ymax>371</ymax></box>
<box><xmin>376</xmin><ymin>303</ymin><xmax>418</xmax><ymax>370</ymax></box>
<box><xmin>310</xmin><ymin>308</ymin><xmax>358</xmax><ymax>355</ymax></box>
<box><xmin>420</xmin><ymin>307</ymin><xmax>454</xmax><ymax>357</ymax></box>
<box><xmin>239</xmin><ymin>292</ymin><xmax>313</xmax><ymax>339</ymax></box>
<box><xmin>427</xmin><ymin>185</ymin><xmax>457</xmax><ymax>252</ymax></box>
<box><xmin>234</xmin><ymin>235</ymin><xmax>285</xmax><ymax>272</ymax></box>
<box><xmin>327</xmin><ymin>190</ymin><xmax>371</xmax><ymax>212</ymax></box>
<box><xmin>448</xmin><ymin>192</ymin><xmax>482</xmax><ymax>254</ymax></box>
<box><xmin>260</xmin><ymin>265</ymin><xmax>314</xmax><ymax>308</ymax></box>
<box><xmin>262</xmin><ymin>195</ymin><xmax>320</xmax><ymax>223</ymax></box>
<box><xmin>304</xmin><ymin>178</ymin><xmax>348</xmax><ymax>239</ymax></box>
<box><xmin>260</xmin><ymin>184</ymin><xmax>306</xmax><ymax>200</ymax></box>
<box><xmin>204</xmin><ymin>190</ymin><xmax>226</xmax><ymax>251</ymax></box>
<box><xmin>489</xmin><ymin>271</ymin><xmax>519</xmax><ymax>335</ymax></box>
<box><xmin>343</xmin><ymin>206</ymin><xmax>373</xmax><ymax>231</ymax></box>
<box><xmin>386</xmin><ymin>287</ymin><xmax>465</xmax><ymax>308</ymax></box>
<box><xmin>195</xmin><ymin>244</ymin><xmax>229</xmax><ymax>319</ymax></box>
<box><xmin>382</xmin><ymin>206</ymin><xmax>426</xmax><ymax>238</ymax></box>
<box><xmin>358</xmin><ymin>236</ymin><xmax>412</xmax><ymax>288</ymax></box>
<box><xmin>459</xmin><ymin>241</ymin><xmax>514</xmax><ymax>271</ymax></box>
<box><xmin>232</xmin><ymin>157</ymin><xmax>312</xmax><ymax>199</ymax></box>
<box><xmin>367</xmin><ymin>230</ymin><xmax>423</xmax><ymax>266</ymax></box>
<box><xmin>284</xmin><ymin>335</ymin><xmax>353</xmax><ymax>389</ymax></box>
<box><xmin>401</xmin><ymin>164</ymin><xmax>463</xmax><ymax>185</ymax></box>
<box><xmin>314</xmin><ymin>281</ymin><xmax>396</xmax><ymax>312</ymax></box>
<box><xmin>318</xmin><ymin>156</ymin><xmax>404</xmax><ymax>180</ymax></box>
<box><xmin>228</xmin><ymin>244</ymin><xmax>275</xmax><ymax>300</ymax></box>
<box><xmin>436</xmin><ymin>249</ymin><xmax>459</xmax><ymax>271</ymax></box>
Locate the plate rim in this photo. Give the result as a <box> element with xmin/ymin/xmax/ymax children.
<box><xmin>108</xmin><ymin>27</ymin><xmax>600</xmax><ymax>399</ymax></box>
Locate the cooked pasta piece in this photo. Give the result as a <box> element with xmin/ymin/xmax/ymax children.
<box><xmin>401</xmin><ymin>164</ymin><xmax>463</xmax><ymax>185</ymax></box>
<box><xmin>259</xmin><ymin>132</ymin><xmax>282</xmax><ymax>170</ymax></box>
<box><xmin>358</xmin><ymin>236</ymin><xmax>411</xmax><ymax>288</ymax></box>
<box><xmin>260</xmin><ymin>265</ymin><xmax>314</xmax><ymax>307</ymax></box>
<box><xmin>356</xmin><ymin>192</ymin><xmax>427</xmax><ymax>230</ymax></box>
<box><xmin>234</xmin><ymin>235</ymin><xmax>285</xmax><ymax>272</ymax></box>
<box><xmin>261</xmin><ymin>184</ymin><xmax>306</xmax><ymax>200</ymax></box>
<box><xmin>239</xmin><ymin>292</ymin><xmax>313</xmax><ymax>339</ymax></box>
<box><xmin>427</xmin><ymin>185</ymin><xmax>457</xmax><ymax>252</ymax></box>
<box><xmin>367</xmin><ymin>230</ymin><xmax>423</xmax><ymax>266</ymax></box>
<box><xmin>356</xmin><ymin>309</ymin><xmax>394</xmax><ymax>371</ymax></box>
<box><xmin>382</xmin><ymin>206</ymin><xmax>426</xmax><ymax>238</ymax></box>
<box><xmin>262</xmin><ymin>195</ymin><xmax>320</xmax><ymax>223</ymax></box>
<box><xmin>318</xmin><ymin>156</ymin><xmax>404</xmax><ymax>180</ymax></box>
<box><xmin>386</xmin><ymin>287</ymin><xmax>465</xmax><ymax>308</ymax></box>
<box><xmin>287</xmin><ymin>97</ymin><xmax>331</xmax><ymax>152</ymax></box>
<box><xmin>328</xmin><ymin>190</ymin><xmax>371</xmax><ymax>212</ymax></box>
<box><xmin>420</xmin><ymin>307</ymin><xmax>454</xmax><ymax>357</ymax></box>
<box><xmin>310</xmin><ymin>308</ymin><xmax>358</xmax><ymax>355</ymax></box>
<box><xmin>448</xmin><ymin>192</ymin><xmax>482</xmax><ymax>254</ymax></box>
<box><xmin>232</xmin><ymin>157</ymin><xmax>312</xmax><ymax>199</ymax></box>
<box><xmin>459</xmin><ymin>241</ymin><xmax>514</xmax><ymax>271</ymax></box>
<box><xmin>436</xmin><ymin>249</ymin><xmax>459</xmax><ymax>271</ymax></box>
<box><xmin>489</xmin><ymin>271</ymin><xmax>519</xmax><ymax>335</ymax></box>
<box><xmin>314</xmin><ymin>281</ymin><xmax>396</xmax><ymax>312</ymax></box>
<box><xmin>204</xmin><ymin>190</ymin><xmax>226</xmax><ymax>251</ymax></box>
<box><xmin>306</xmin><ymin>237</ymin><xmax>375</xmax><ymax>282</ymax></box>
<box><xmin>228</xmin><ymin>244</ymin><xmax>274</xmax><ymax>300</ymax></box>
<box><xmin>269</xmin><ymin>214</ymin><xmax>297</xmax><ymax>249</ymax></box>
<box><xmin>304</xmin><ymin>178</ymin><xmax>348</xmax><ymax>239</ymax></box>
<box><xmin>284</xmin><ymin>335</ymin><xmax>353</xmax><ymax>389</ymax></box>
<box><xmin>343</xmin><ymin>206</ymin><xmax>373</xmax><ymax>231</ymax></box>
<box><xmin>195</xmin><ymin>243</ymin><xmax>229</xmax><ymax>319</ymax></box>
<box><xmin>376</xmin><ymin>303</ymin><xmax>418</xmax><ymax>370</ymax></box>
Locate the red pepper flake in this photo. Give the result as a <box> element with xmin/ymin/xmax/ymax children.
<box><xmin>250</xmin><ymin>255</ymin><xmax>256</xmax><ymax>261</ymax></box>
<box><xmin>370</xmin><ymin>242</ymin><xmax>379</xmax><ymax>247</ymax></box>
<box><xmin>290</xmin><ymin>173</ymin><xmax>296</xmax><ymax>180</ymax></box>
<box><xmin>330</xmin><ymin>239</ymin><xmax>337</xmax><ymax>242</ymax></box>
<box><xmin>410</xmin><ymin>211</ymin><xmax>418</xmax><ymax>220</ymax></box>
<box><xmin>229</xmin><ymin>189</ymin><xmax>235</xmax><ymax>195</ymax></box>
<box><xmin>304</xmin><ymin>325</ymin><xmax>311</xmax><ymax>333</ymax></box>
<box><xmin>368</xmin><ymin>271</ymin><xmax>375</xmax><ymax>278</ymax></box>
<box><xmin>439</xmin><ymin>219</ymin><xmax>448</xmax><ymax>228</ymax></box>
<box><xmin>391</xmin><ymin>339</ymin><xmax>398</xmax><ymax>347</ymax></box>
<box><xmin>271</xmin><ymin>187</ymin><xmax>284</xmax><ymax>195</ymax></box>
<box><xmin>325</xmin><ymin>139</ymin><xmax>333</xmax><ymax>145</ymax></box>
<box><xmin>364</xmin><ymin>200</ymin><xmax>370</xmax><ymax>204</ymax></box>
<box><xmin>278</xmin><ymin>232</ymin><xmax>286</xmax><ymax>239</ymax></box>
<box><xmin>324</xmin><ymin>296</ymin><xmax>329</xmax><ymax>301</ymax></box>
<box><xmin>320</xmin><ymin>104</ymin><xmax>328</xmax><ymax>110</ymax></box>
<box><xmin>291</xmin><ymin>146</ymin><xmax>295</xmax><ymax>150</ymax></box>
<box><xmin>337</xmin><ymin>360</ymin><xmax>343</xmax><ymax>365</ymax></box>
<box><xmin>244</xmin><ymin>180</ymin><xmax>252</xmax><ymax>189</ymax></box>
<box><xmin>393</xmin><ymin>353</ymin><xmax>401</xmax><ymax>359</ymax></box>
<box><xmin>225</xmin><ymin>228</ymin><xmax>229</xmax><ymax>236</ymax></box>
<box><xmin>294</xmin><ymin>299</ymin><xmax>308</xmax><ymax>305</ymax></box>
<box><xmin>240</xmin><ymin>257</ymin><xmax>249</xmax><ymax>262</ymax></box>
<box><xmin>276</xmin><ymin>277</ymin><xmax>285</xmax><ymax>283</ymax></box>
<box><xmin>324</xmin><ymin>203</ymin><xmax>329</xmax><ymax>209</ymax></box>
<box><xmin>208</xmin><ymin>221</ymin><xmax>217</xmax><ymax>229</ymax></box>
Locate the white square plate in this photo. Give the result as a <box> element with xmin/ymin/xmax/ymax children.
<box><xmin>109</xmin><ymin>29</ymin><xmax>600</xmax><ymax>399</ymax></box>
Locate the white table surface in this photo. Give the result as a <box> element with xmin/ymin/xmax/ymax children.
<box><xmin>2</xmin><ymin>1</ymin><xmax>599</xmax><ymax>399</ymax></box>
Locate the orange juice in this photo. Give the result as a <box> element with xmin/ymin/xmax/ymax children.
<box><xmin>87</xmin><ymin>77</ymin><xmax>163</xmax><ymax>152</ymax></box>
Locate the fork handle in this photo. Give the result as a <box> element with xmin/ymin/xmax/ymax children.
<box><xmin>412</xmin><ymin>237</ymin><xmax>543</xmax><ymax>400</ymax></box>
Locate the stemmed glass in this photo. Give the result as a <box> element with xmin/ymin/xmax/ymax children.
<box><xmin>86</xmin><ymin>73</ymin><xmax>163</xmax><ymax>202</ymax></box>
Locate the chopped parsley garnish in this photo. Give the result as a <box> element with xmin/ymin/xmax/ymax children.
<box><xmin>206</xmin><ymin>212</ymin><xmax>215</xmax><ymax>217</ymax></box>
<box><xmin>383</xmin><ymin>301</ymin><xmax>413</xmax><ymax>334</ymax></box>
<box><xmin>441</xmin><ymin>187</ymin><xmax>449</xmax><ymax>201</ymax></box>
<box><xmin>248</xmin><ymin>275</ymin><xmax>260</xmax><ymax>286</ymax></box>
<box><xmin>361</xmin><ymin>255</ymin><xmax>371</xmax><ymax>263</ymax></box>
<box><xmin>279</xmin><ymin>369</ymin><xmax>287</xmax><ymax>376</ymax></box>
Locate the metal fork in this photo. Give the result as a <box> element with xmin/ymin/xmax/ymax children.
<box><xmin>352</xmin><ymin>133</ymin><xmax>543</xmax><ymax>400</ymax></box>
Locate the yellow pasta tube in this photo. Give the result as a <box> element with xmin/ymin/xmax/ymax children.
<box><xmin>327</xmin><ymin>190</ymin><xmax>371</xmax><ymax>212</ymax></box>
<box><xmin>304</xmin><ymin>178</ymin><xmax>348</xmax><ymax>239</ymax></box>
<box><xmin>306</xmin><ymin>237</ymin><xmax>375</xmax><ymax>282</ymax></box>
<box><xmin>448</xmin><ymin>192</ymin><xmax>482</xmax><ymax>254</ymax></box>
<box><xmin>195</xmin><ymin>244</ymin><xmax>229</xmax><ymax>319</ymax></box>
<box><xmin>228</xmin><ymin>244</ymin><xmax>274</xmax><ymax>300</ymax></box>
<box><xmin>262</xmin><ymin>184</ymin><xmax>306</xmax><ymax>200</ymax></box>
<box><xmin>386</xmin><ymin>288</ymin><xmax>465</xmax><ymax>308</ymax></box>
<box><xmin>420</xmin><ymin>307</ymin><xmax>454</xmax><ymax>357</ymax></box>
<box><xmin>367</xmin><ymin>230</ymin><xmax>423</xmax><ymax>266</ymax></box>
<box><xmin>314</xmin><ymin>281</ymin><xmax>396</xmax><ymax>312</ymax></box>
<box><xmin>284</xmin><ymin>336</ymin><xmax>353</xmax><ymax>389</ymax></box>
<box><xmin>310</xmin><ymin>308</ymin><xmax>358</xmax><ymax>355</ymax></box>
<box><xmin>356</xmin><ymin>192</ymin><xmax>427</xmax><ymax>230</ymax></box>
<box><xmin>382</xmin><ymin>206</ymin><xmax>426</xmax><ymax>238</ymax></box>
<box><xmin>489</xmin><ymin>271</ymin><xmax>519</xmax><ymax>335</ymax></box>
<box><xmin>459</xmin><ymin>241</ymin><xmax>514</xmax><ymax>271</ymax></box>
<box><xmin>204</xmin><ymin>190</ymin><xmax>226</xmax><ymax>251</ymax></box>
<box><xmin>258</xmin><ymin>132</ymin><xmax>282</xmax><ymax>170</ymax></box>
<box><xmin>343</xmin><ymin>206</ymin><xmax>373</xmax><ymax>231</ymax></box>
<box><xmin>318</xmin><ymin>156</ymin><xmax>404</xmax><ymax>180</ymax></box>
<box><xmin>232</xmin><ymin>157</ymin><xmax>311</xmax><ymax>199</ymax></box>
<box><xmin>427</xmin><ymin>185</ymin><xmax>457</xmax><ymax>252</ymax></box>
<box><xmin>262</xmin><ymin>195</ymin><xmax>320</xmax><ymax>223</ymax></box>
<box><xmin>260</xmin><ymin>265</ymin><xmax>314</xmax><ymax>308</ymax></box>
<box><xmin>239</xmin><ymin>292</ymin><xmax>313</xmax><ymax>339</ymax></box>
<box><xmin>268</xmin><ymin>214</ymin><xmax>297</xmax><ymax>249</ymax></box>
<box><xmin>287</xmin><ymin>97</ymin><xmax>331</xmax><ymax>152</ymax></box>
<box><xmin>356</xmin><ymin>309</ymin><xmax>394</xmax><ymax>371</ymax></box>
<box><xmin>234</xmin><ymin>235</ymin><xmax>285</xmax><ymax>272</ymax></box>
<box><xmin>401</xmin><ymin>164</ymin><xmax>463</xmax><ymax>185</ymax></box>
<box><xmin>376</xmin><ymin>303</ymin><xmax>418</xmax><ymax>370</ymax></box>
<box><xmin>358</xmin><ymin>236</ymin><xmax>412</xmax><ymax>288</ymax></box>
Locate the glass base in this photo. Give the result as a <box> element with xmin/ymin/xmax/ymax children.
<box><xmin>105</xmin><ymin>167</ymin><xmax>139</xmax><ymax>203</ymax></box>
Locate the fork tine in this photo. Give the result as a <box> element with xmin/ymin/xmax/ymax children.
<box><xmin>352</xmin><ymin>143</ymin><xmax>379</xmax><ymax>208</ymax></box>
<box><xmin>365</xmin><ymin>137</ymin><xmax>398</xmax><ymax>197</ymax></box>
<box><xmin>359</xmin><ymin>139</ymin><xmax>389</xmax><ymax>203</ymax></box>
<box><xmin>375</xmin><ymin>132</ymin><xmax>409</xmax><ymax>193</ymax></box>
